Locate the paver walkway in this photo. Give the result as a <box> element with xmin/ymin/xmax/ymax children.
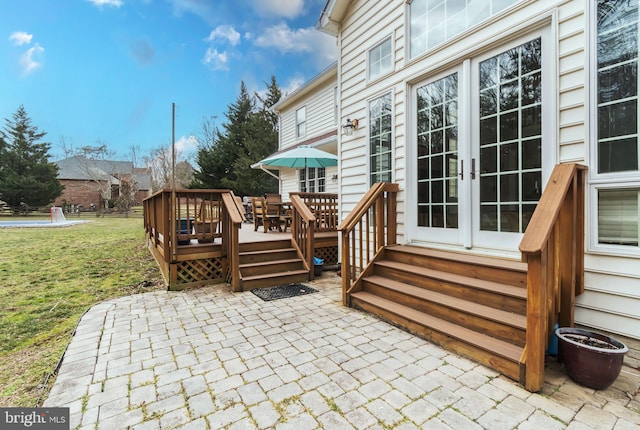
<box><xmin>44</xmin><ymin>273</ymin><xmax>640</xmax><ymax>429</ymax></box>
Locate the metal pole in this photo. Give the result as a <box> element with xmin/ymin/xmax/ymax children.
<box><xmin>171</xmin><ymin>103</ymin><xmax>177</xmax><ymax>263</ymax></box>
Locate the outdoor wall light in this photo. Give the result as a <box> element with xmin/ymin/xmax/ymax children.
<box><xmin>331</xmin><ymin>174</ymin><xmax>338</xmax><ymax>183</ymax></box>
<box><xmin>342</xmin><ymin>118</ymin><xmax>359</xmax><ymax>136</ymax></box>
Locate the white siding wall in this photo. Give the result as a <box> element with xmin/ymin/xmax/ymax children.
<box><xmin>279</xmin><ymin>82</ymin><xmax>337</xmax><ymax>150</ymax></box>
<box><xmin>336</xmin><ymin>0</ymin><xmax>640</xmax><ymax>338</ymax></box>
<box><xmin>275</xmin><ymin>67</ymin><xmax>338</xmax><ymax>199</ymax></box>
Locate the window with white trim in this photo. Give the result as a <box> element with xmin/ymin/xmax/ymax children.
<box><xmin>369</xmin><ymin>93</ymin><xmax>393</xmax><ymax>185</ymax></box>
<box><xmin>593</xmin><ymin>0</ymin><xmax>640</xmax><ymax>249</ymax></box>
<box><xmin>409</xmin><ymin>0</ymin><xmax>523</xmax><ymax>59</ymax></box>
<box><xmin>296</xmin><ymin>107</ymin><xmax>306</xmax><ymax>138</ymax></box>
<box><xmin>368</xmin><ymin>37</ymin><xmax>393</xmax><ymax>81</ymax></box>
<box><xmin>299</xmin><ymin>167</ymin><xmax>326</xmax><ymax>192</ymax></box>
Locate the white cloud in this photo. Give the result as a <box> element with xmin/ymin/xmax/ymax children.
<box><xmin>202</xmin><ymin>48</ymin><xmax>229</xmax><ymax>71</ymax></box>
<box><xmin>254</xmin><ymin>23</ymin><xmax>337</xmax><ymax>64</ymax></box>
<box><xmin>175</xmin><ymin>135</ymin><xmax>198</xmax><ymax>156</ymax></box>
<box><xmin>205</xmin><ymin>25</ymin><xmax>241</xmax><ymax>46</ymax></box>
<box><xmin>281</xmin><ymin>76</ymin><xmax>305</xmax><ymax>96</ymax></box>
<box><xmin>252</xmin><ymin>0</ymin><xmax>305</xmax><ymax>19</ymax></box>
<box><xmin>88</xmin><ymin>0</ymin><xmax>123</xmax><ymax>7</ymax></box>
<box><xmin>9</xmin><ymin>31</ymin><xmax>33</xmax><ymax>46</ymax></box>
<box><xmin>20</xmin><ymin>43</ymin><xmax>44</xmax><ymax>75</ymax></box>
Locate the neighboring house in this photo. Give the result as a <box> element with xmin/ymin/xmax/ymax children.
<box><xmin>54</xmin><ymin>155</ymin><xmax>152</xmax><ymax>210</ymax></box>
<box><xmin>317</xmin><ymin>0</ymin><xmax>640</xmax><ymax>340</ymax></box>
<box><xmin>253</xmin><ymin>63</ymin><xmax>339</xmax><ymax>196</ymax></box>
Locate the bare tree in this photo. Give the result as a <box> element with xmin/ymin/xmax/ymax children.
<box><xmin>145</xmin><ymin>144</ymin><xmax>194</xmax><ymax>190</ymax></box>
<box><xmin>129</xmin><ymin>144</ymin><xmax>142</xmax><ymax>168</ymax></box>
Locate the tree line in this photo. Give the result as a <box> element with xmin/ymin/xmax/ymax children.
<box><xmin>0</xmin><ymin>76</ymin><xmax>284</xmax><ymax>212</ymax></box>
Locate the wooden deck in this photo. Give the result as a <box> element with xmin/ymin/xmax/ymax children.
<box><xmin>144</xmin><ymin>189</ymin><xmax>338</xmax><ymax>291</ymax></box>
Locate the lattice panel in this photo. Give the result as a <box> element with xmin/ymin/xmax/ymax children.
<box><xmin>176</xmin><ymin>257</ymin><xmax>224</xmax><ymax>285</ymax></box>
<box><xmin>315</xmin><ymin>246</ymin><xmax>339</xmax><ymax>265</ymax></box>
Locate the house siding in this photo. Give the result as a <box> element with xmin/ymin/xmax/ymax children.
<box><xmin>274</xmin><ymin>66</ymin><xmax>339</xmax><ymax>199</ymax></box>
<box><xmin>332</xmin><ymin>0</ymin><xmax>639</xmax><ymax>339</ymax></box>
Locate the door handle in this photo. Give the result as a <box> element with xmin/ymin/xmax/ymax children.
<box><xmin>459</xmin><ymin>159</ymin><xmax>464</xmax><ymax>180</ymax></box>
<box><xmin>471</xmin><ymin>158</ymin><xmax>476</xmax><ymax>180</ymax></box>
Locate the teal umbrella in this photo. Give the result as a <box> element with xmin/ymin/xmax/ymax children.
<box><xmin>259</xmin><ymin>145</ymin><xmax>338</xmax><ymax>169</ymax></box>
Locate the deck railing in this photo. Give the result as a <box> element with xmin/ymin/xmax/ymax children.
<box><xmin>289</xmin><ymin>192</ymin><xmax>338</xmax><ymax>279</ymax></box>
<box><xmin>519</xmin><ymin>163</ymin><xmax>587</xmax><ymax>391</ymax></box>
<box><xmin>337</xmin><ymin>183</ymin><xmax>399</xmax><ymax>305</ymax></box>
<box><xmin>143</xmin><ymin>189</ymin><xmax>243</xmax><ymax>290</ymax></box>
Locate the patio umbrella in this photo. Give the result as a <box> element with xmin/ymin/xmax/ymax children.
<box><xmin>259</xmin><ymin>145</ymin><xmax>338</xmax><ymax>169</ymax></box>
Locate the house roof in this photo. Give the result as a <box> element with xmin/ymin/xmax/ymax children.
<box><xmin>56</xmin><ymin>156</ymin><xmax>151</xmax><ymax>190</ymax></box>
<box><xmin>271</xmin><ymin>62</ymin><xmax>337</xmax><ymax>113</ymax></box>
<box><xmin>56</xmin><ymin>156</ymin><xmax>112</xmax><ymax>181</ymax></box>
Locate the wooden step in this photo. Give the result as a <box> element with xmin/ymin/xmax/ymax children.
<box><xmin>363</xmin><ymin>275</ymin><xmax>526</xmax><ymax>346</ymax></box>
<box><xmin>239</xmin><ymin>239</ymin><xmax>293</xmax><ymax>253</ymax></box>
<box><xmin>240</xmin><ymin>258</ymin><xmax>305</xmax><ymax>276</ymax></box>
<box><xmin>374</xmin><ymin>260</ymin><xmax>527</xmax><ymax>314</ymax></box>
<box><xmin>350</xmin><ymin>291</ymin><xmax>523</xmax><ymax>380</ymax></box>
<box><xmin>385</xmin><ymin>245</ymin><xmax>527</xmax><ymax>288</ymax></box>
<box><xmin>239</xmin><ymin>248</ymin><xmax>298</xmax><ymax>264</ymax></box>
<box><xmin>241</xmin><ymin>270</ymin><xmax>309</xmax><ymax>291</ymax></box>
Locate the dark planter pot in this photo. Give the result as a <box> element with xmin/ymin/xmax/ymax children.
<box><xmin>176</xmin><ymin>219</ymin><xmax>193</xmax><ymax>245</ymax></box>
<box><xmin>556</xmin><ymin>327</ymin><xmax>628</xmax><ymax>390</ymax></box>
<box><xmin>195</xmin><ymin>223</ymin><xmax>214</xmax><ymax>243</ymax></box>
<box><xmin>314</xmin><ymin>264</ymin><xmax>323</xmax><ymax>277</ymax></box>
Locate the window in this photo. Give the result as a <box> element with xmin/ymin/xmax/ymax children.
<box><xmin>296</xmin><ymin>107</ymin><xmax>306</xmax><ymax>138</ymax></box>
<box><xmin>409</xmin><ymin>0</ymin><xmax>522</xmax><ymax>59</ymax></box>
<box><xmin>299</xmin><ymin>167</ymin><xmax>326</xmax><ymax>192</ymax></box>
<box><xmin>593</xmin><ymin>0</ymin><xmax>640</xmax><ymax>250</ymax></box>
<box><xmin>369</xmin><ymin>37</ymin><xmax>393</xmax><ymax>81</ymax></box>
<box><xmin>369</xmin><ymin>94</ymin><xmax>393</xmax><ymax>185</ymax></box>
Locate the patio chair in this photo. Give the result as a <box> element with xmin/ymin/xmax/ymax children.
<box><xmin>195</xmin><ymin>200</ymin><xmax>221</xmax><ymax>243</ymax></box>
<box><xmin>265</xmin><ymin>193</ymin><xmax>282</xmax><ymax>204</ymax></box>
<box><xmin>252</xmin><ymin>197</ymin><xmax>265</xmax><ymax>231</ymax></box>
<box><xmin>279</xmin><ymin>207</ymin><xmax>292</xmax><ymax>232</ymax></box>
<box><xmin>252</xmin><ymin>197</ymin><xmax>279</xmax><ymax>232</ymax></box>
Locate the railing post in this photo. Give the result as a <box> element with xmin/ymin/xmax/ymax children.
<box><xmin>524</xmin><ymin>249</ymin><xmax>547</xmax><ymax>392</ymax></box>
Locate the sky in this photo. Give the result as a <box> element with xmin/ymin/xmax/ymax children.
<box><xmin>0</xmin><ymin>0</ymin><xmax>336</xmax><ymax>165</ymax></box>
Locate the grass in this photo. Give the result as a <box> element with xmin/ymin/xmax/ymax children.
<box><xmin>0</xmin><ymin>215</ymin><xmax>164</xmax><ymax>407</ymax></box>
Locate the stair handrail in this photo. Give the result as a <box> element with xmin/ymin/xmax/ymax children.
<box><xmin>220</xmin><ymin>191</ymin><xmax>244</xmax><ymax>292</ymax></box>
<box><xmin>289</xmin><ymin>193</ymin><xmax>316</xmax><ymax>278</ymax></box>
<box><xmin>519</xmin><ymin>163</ymin><xmax>587</xmax><ymax>391</ymax></box>
<box><xmin>338</xmin><ymin>182</ymin><xmax>399</xmax><ymax>305</ymax></box>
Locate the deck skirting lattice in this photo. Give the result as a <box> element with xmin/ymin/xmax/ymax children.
<box><xmin>315</xmin><ymin>246</ymin><xmax>339</xmax><ymax>266</ymax></box>
<box><xmin>173</xmin><ymin>257</ymin><xmax>224</xmax><ymax>288</ymax></box>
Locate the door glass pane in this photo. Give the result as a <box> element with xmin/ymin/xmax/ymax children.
<box><xmin>597</xmin><ymin>0</ymin><xmax>640</xmax><ymax>173</ymax></box>
<box><xmin>417</xmin><ymin>73</ymin><xmax>459</xmax><ymax>228</ymax></box>
<box><xmin>478</xmin><ymin>38</ymin><xmax>543</xmax><ymax>233</ymax></box>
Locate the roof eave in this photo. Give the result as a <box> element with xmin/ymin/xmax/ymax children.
<box><xmin>316</xmin><ymin>0</ymin><xmax>350</xmax><ymax>36</ymax></box>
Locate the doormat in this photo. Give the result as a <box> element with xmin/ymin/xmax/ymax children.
<box><xmin>251</xmin><ymin>283</ymin><xmax>318</xmax><ymax>301</ymax></box>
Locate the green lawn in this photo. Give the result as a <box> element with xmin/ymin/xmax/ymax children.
<box><xmin>0</xmin><ymin>216</ymin><xmax>164</xmax><ymax>406</ymax></box>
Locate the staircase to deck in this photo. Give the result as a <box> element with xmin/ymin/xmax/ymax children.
<box><xmin>238</xmin><ymin>239</ymin><xmax>309</xmax><ymax>291</ymax></box>
<box><xmin>349</xmin><ymin>245</ymin><xmax>528</xmax><ymax>381</ymax></box>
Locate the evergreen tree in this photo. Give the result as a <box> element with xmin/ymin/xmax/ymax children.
<box><xmin>192</xmin><ymin>78</ymin><xmax>281</xmax><ymax>196</ymax></box>
<box><xmin>0</xmin><ymin>105</ymin><xmax>64</xmax><ymax>213</ymax></box>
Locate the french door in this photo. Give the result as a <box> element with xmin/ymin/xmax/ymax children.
<box><xmin>412</xmin><ymin>29</ymin><xmax>552</xmax><ymax>252</ymax></box>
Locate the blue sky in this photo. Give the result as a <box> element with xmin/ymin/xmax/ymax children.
<box><xmin>0</xmin><ymin>0</ymin><xmax>336</xmax><ymax>164</ymax></box>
